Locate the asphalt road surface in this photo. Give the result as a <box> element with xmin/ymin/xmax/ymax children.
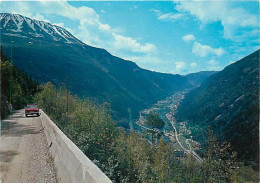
<box><xmin>0</xmin><ymin>110</ymin><xmax>56</xmax><ymax>183</ymax></box>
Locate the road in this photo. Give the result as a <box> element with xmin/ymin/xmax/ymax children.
<box><xmin>166</xmin><ymin>114</ymin><xmax>203</xmax><ymax>163</ymax></box>
<box><xmin>0</xmin><ymin>110</ymin><xmax>56</xmax><ymax>183</ymax></box>
<box><xmin>185</xmin><ymin>139</ymin><xmax>203</xmax><ymax>163</ymax></box>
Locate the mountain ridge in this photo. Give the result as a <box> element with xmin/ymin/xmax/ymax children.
<box><xmin>1</xmin><ymin>12</ymin><xmax>209</xmax><ymax>123</ymax></box>
<box><xmin>184</xmin><ymin>71</ymin><xmax>217</xmax><ymax>87</ymax></box>
<box><xmin>0</xmin><ymin>13</ymin><xmax>84</xmax><ymax>45</ymax></box>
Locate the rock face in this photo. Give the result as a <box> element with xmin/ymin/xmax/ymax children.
<box><xmin>1</xmin><ymin>13</ymin><xmax>193</xmax><ymax>122</ymax></box>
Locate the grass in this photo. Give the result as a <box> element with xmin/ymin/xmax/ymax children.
<box><xmin>46</xmin><ymin>153</ymin><xmax>54</xmax><ymax>164</ymax></box>
<box><xmin>172</xmin><ymin>141</ymin><xmax>183</xmax><ymax>151</ymax></box>
<box><xmin>237</xmin><ymin>165</ymin><xmax>259</xmax><ymax>183</ymax></box>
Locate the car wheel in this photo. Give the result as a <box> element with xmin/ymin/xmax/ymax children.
<box><xmin>25</xmin><ymin>114</ymin><xmax>28</xmax><ymax>117</ymax></box>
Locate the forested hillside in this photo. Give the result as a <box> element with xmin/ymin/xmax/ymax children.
<box><xmin>1</xmin><ymin>49</ymin><xmax>39</xmax><ymax>118</ymax></box>
<box><xmin>36</xmin><ymin>82</ymin><xmax>242</xmax><ymax>183</ymax></box>
<box><xmin>0</xmin><ymin>13</ymin><xmax>192</xmax><ymax>122</ymax></box>
<box><xmin>175</xmin><ymin>50</ymin><xmax>259</xmax><ymax>168</ymax></box>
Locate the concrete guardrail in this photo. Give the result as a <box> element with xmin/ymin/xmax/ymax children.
<box><xmin>40</xmin><ymin>110</ymin><xmax>112</xmax><ymax>183</ymax></box>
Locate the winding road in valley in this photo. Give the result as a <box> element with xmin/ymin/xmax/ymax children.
<box><xmin>135</xmin><ymin>91</ymin><xmax>203</xmax><ymax>163</ymax></box>
<box><xmin>166</xmin><ymin>113</ymin><xmax>203</xmax><ymax>163</ymax></box>
<box><xmin>0</xmin><ymin>110</ymin><xmax>56</xmax><ymax>183</ymax></box>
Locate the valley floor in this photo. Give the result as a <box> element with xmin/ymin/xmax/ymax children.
<box><xmin>134</xmin><ymin>91</ymin><xmax>202</xmax><ymax>161</ymax></box>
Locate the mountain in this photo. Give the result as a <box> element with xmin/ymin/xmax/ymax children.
<box><xmin>184</xmin><ymin>71</ymin><xmax>217</xmax><ymax>87</ymax></box>
<box><xmin>175</xmin><ymin>50</ymin><xmax>259</xmax><ymax>167</ymax></box>
<box><xmin>0</xmin><ymin>13</ymin><xmax>196</xmax><ymax>124</ymax></box>
<box><xmin>0</xmin><ymin>13</ymin><xmax>83</xmax><ymax>45</ymax></box>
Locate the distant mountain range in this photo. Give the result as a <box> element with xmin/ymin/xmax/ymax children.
<box><xmin>0</xmin><ymin>13</ymin><xmax>214</xmax><ymax>124</ymax></box>
<box><xmin>185</xmin><ymin>71</ymin><xmax>217</xmax><ymax>87</ymax></box>
<box><xmin>176</xmin><ymin>50</ymin><xmax>259</xmax><ymax>167</ymax></box>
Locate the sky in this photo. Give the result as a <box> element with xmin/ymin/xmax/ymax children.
<box><xmin>1</xmin><ymin>0</ymin><xmax>259</xmax><ymax>75</ymax></box>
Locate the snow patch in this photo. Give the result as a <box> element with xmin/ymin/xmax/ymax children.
<box><xmin>28</xmin><ymin>32</ymin><xmax>44</xmax><ymax>38</ymax></box>
<box><xmin>34</xmin><ymin>21</ymin><xmax>58</xmax><ymax>40</ymax></box>
<box><xmin>3</xmin><ymin>16</ymin><xmax>11</xmax><ymax>28</ymax></box>
<box><xmin>3</xmin><ymin>33</ymin><xmax>28</xmax><ymax>38</ymax></box>
<box><xmin>53</xmin><ymin>26</ymin><xmax>69</xmax><ymax>42</ymax></box>
<box><xmin>0</xmin><ymin>13</ymin><xmax>7</xmax><ymax>21</ymax></box>
<box><xmin>24</xmin><ymin>18</ymin><xmax>36</xmax><ymax>31</ymax></box>
<box><xmin>14</xmin><ymin>14</ymin><xmax>24</xmax><ymax>32</ymax></box>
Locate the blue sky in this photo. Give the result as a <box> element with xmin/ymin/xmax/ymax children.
<box><xmin>1</xmin><ymin>0</ymin><xmax>259</xmax><ymax>74</ymax></box>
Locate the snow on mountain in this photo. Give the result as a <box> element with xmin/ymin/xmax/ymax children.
<box><xmin>0</xmin><ymin>13</ymin><xmax>83</xmax><ymax>45</ymax></box>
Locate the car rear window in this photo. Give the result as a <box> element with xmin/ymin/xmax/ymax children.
<box><xmin>26</xmin><ymin>105</ymin><xmax>38</xmax><ymax>109</ymax></box>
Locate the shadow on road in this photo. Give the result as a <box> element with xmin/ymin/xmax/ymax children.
<box><xmin>0</xmin><ymin>150</ymin><xmax>19</xmax><ymax>174</ymax></box>
<box><xmin>0</xmin><ymin>150</ymin><xmax>19</xmax><ymax>163</ymax></box>
<box><xmin>1</xmin><ymin>115</ymin><xmax>42</xmax><ymax>137</ymax></box>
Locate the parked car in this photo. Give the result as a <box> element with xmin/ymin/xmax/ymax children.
<box><xmin>25</xmin><ymin>104</ymin><xmax>40</xmax><ymax>117</ymax></box>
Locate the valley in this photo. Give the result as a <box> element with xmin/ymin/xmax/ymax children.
<box><xmin>0</xmin><ymin>13</ymin><xmax>192</xmax><ymax>122</ymax></box>
<box><xmin>134</xmin><ymin>91</ymin><xmax>203</xmax><ymax>162</ymax></box>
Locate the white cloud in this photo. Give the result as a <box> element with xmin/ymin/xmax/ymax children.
<box><xmin>54</xmin><ymin>3</ymin><xmax>158</xmax><ymax>60</ymax></box>
<box><xmin>98</xmin><ymin>23</ymin><xmax>111</xmax><ymax>32</ymax></box>
<box><xmin>208</xmin><ymin>59</ymin><xmax>219</xmax><ymax>65</ymax></box>
<box><xmin>207</xmin><ymin>59</ymin><xmax>221</xmax><ymax>70</ymax></box>
<box><xmin>130</xmin><ymin>5</ymin><xmax>138</xmax><ymax>11</ymax></box>
<box><xmin>150</xmin><ymin>8</ymin><xmax>161</xmax><ymax>14</ymax></box>
<box><xmin>112</xmin><ymin>34</ymin><xmax>156</xmax><ymax>53</ymax></box>
<box><xmin>150</xmin><ymin>8</ymin><xmax>185</xmax><ymax>21</ymax></box>
<box><xmin>173</xmin><ymin>61</ymin><xmax>186</xmax><ymax>73</ymax></box>
<box><xmin>128</xmin><ymin>55</ymin><xmax>163</xmax><ymax>64</ymax></box>
<box><xmin>32</xmin><ymin>13</ymin><xmax>50</xmax><ymax>23</ymax></box>
<box><xmin>229</xmin><ymin>60</ymin><xmax>236</xmax><ymax>64</ymax></box>
<box><xmin>175</xmin><ymin>62</ymin><xmax>186</xmax><ymax>69</ymax></box>
<box><xmin>2</xmin><ymin>1</ymin><xmax>157</xmax><ymax>64</ymax></box>
<box><xmin>158</xmin><ymin>13</ymin><xmax>184</xmax><ymax>21</ymax></box>
<box><xmin>192</xmin><ymin>41</ymin><xmax>225</xmax><ymax>57</ymax></box>
<box><xmin>182</xmin><ymin>34</ymin><xmax>195</xmax><ymax>42</ymax></box>
<box><xmin>190</xmin><ymin>62</ymin><xmax>197</xmax><ymax>67</ymax></box>
<box><xmin>253</xmin><ymin>45</ymin><xmax>260</xmax><ymax>51</ymax></box>
<box><xmin>53</xmin><ymin>22</ymin><xmax>64</xmax><ymax>27</ymax></box>
<box><xmin>175</xmin><ymin>0</ymin><xmax>259</xmax><ymax>40</ymax></box>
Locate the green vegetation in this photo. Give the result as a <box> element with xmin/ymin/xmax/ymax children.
<box><xmin>176</xmin><ymin>50</ymin><xmax>259</xmax><ymax>170</ymax></box>
<box><xmin>1</xmin><ymin>49</ymin><xmax>38</xmax><ymax>118</ymax></box>
<box><xmin>36</xmin><ymin>82</ymin><xmax>242</xmax><ymax>183</ymax></box>
<box><xmin>145</xmin><ymin>111</ymin><xmax>165</xmax><ymax>145</ymax></box>
<box><xmin>145</xmin><ymin>111</ymin><xmax>165</xmax><ymax>129</ymax></box>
